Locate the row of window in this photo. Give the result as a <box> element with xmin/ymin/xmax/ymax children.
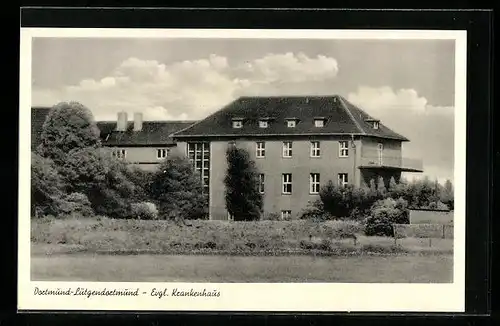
<box><xmin>232</xmin><ymin>118</ymin><xmax>327</xmax><ymax>129</ymax></box>
<box><xmin>111</xmin><ymin>148</ymin><xmax>170</xmax><ymax>160</ymax></box>
<box><xmin>255</xmin><ymin>141</ymin><xmax>350</xmax><ymax>158</ymax></box>
<box><xmin>257</xmin><ymin>172</ymin><xmax>349</xmax><ymax>195</ymax></box>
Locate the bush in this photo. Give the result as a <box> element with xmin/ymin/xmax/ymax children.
<box><xmin>427</xmin><ymin>201</ymin><xmax>450</xmax><ymax>211</ymax></box>
<box><xmin>261</xmin><ymin>212</ymin><xmax>281</xmax><ymax>221</ymax></box>
<box><xmin>131</xmin><ymin>202</ymin><xmax>159</xmax><ymax>220</ymax></box>
<box><xmin>56</xmin><ymin>192</ymin><xmax>94</xmax><ymax>217</ymax></box>
<box><xmin>364</xmin><ymin>197</ymin><xmax>409</xmax><ymax>237</ymax></box>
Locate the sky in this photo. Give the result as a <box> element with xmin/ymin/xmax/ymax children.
<box><xmin>31</xmin><ymin>37</ymin><xmax>456</xmax><ymax>183</ymax></box>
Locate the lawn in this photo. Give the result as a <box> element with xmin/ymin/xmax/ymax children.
<box><xmin>31</xmin><ymin>252</ymin><xmax>453</xmax><ymax>283</ymax></box>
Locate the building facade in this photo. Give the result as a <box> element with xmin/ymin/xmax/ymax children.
<box><xmin>31</xmin><ymin>95</ymin><xmax>423</xmax><ymax>221</ymax></box>
<box><xmin>173</xmin><ymin>95</ymin><xmax>423</xmax><ymax>220</ymax></box>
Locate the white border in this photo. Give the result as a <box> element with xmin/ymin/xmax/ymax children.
<box><xmin>19</xmin><ymin>28</ymin><xmax>467</xmax><ymax>312</ymax></box>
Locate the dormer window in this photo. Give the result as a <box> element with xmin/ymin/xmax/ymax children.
<box><xmin>314</xmin><ymin>117</ymin><xmax>326</xmax><ymax>128</ymax></box>
<box><xmin>259</xmin><ymin>120</ymin><xmax>269</xmax><ymax>128</ymax></box>
<box><xmin>285</xmin><ymin>118</ymin><xmax>298</xmax><ymax>128</ymax></box>
<box><xmin>365</xmin><ymin>118</ymin><xmax>380</xmax><ymax>130</ymax></box>
<box><xmin>232</xmin><ymin>117</ymin><xmax>244</xmax><ymax>128</ymax></box>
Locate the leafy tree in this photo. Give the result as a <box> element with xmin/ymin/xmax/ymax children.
<box><xmin>37</xmin><ymin>101</ymin><xmax>101</xmax><ymax>164</ymax></box>
<box><xmin>388</xmin><ymin>176</ymin><xmax>398</xmax><ymax>198</ymax></box>
<box><xmin>149</xmin><ymin>154</ymin><xmax>208</xmax><ymax>221</ymax></box>
<box><xmin>31</xmin><ymin>152</ymin><xmax>66</xmax><ymax>217</ymax></box>
<box><xmin>439</xmin><ymin>179</ymin><xmax>454</xmax><ymax>210</ymax></box>
<box><xmin>377</xmin><ymin>176</ymin><xmax>387</xmax><ymax>198</ymax></box>
<box><xmin>224</xmin><ymin>146</ymin><xmax>263</xmax><ymax>221</ymax></box>
<box><xmin>365</xmin><ymin>197</ymin><xmax>410</xmax><ymax>236</ymax></box>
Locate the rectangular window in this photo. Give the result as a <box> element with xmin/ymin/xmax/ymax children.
<box><xmin>112</xmin><ymin>149</ymin><xmax>126</xmax><ymax>159</ymax></box>
<box><xmin>157</xmin><ymin>148</ymin><xmax>168</xmax><ymax>159</ymax></box>
<box><xmin>338</xmin><ymin>173</ymin><xmax>349</xmax><ymax>187</ymax></box>
<box><xmin>310</xmin><ymin>141</ymin><xmax>321</xmax><ymax>157</ymax></box>
<box><xmin>258</xmin><ymin>174</ymin><xmax>265</xmax><ymax>194</ymax></box>
<box><xmin>281</xmin><ymin>210</ymin><xmax>292</xmax><ymax>220</ymax></box>
<box><xmin>287</xmin><ymin>120</ymin><xmax>296</xmax><ymax>128</ymax></box>
<box><xmin>256</xmin><ymin>142</ymin><xmax>266</xmax><ymax>158</ymax></box>
<box><xmin>339</xmin><ymin>141</ymin><xmax>349</xmax><ymax>157</ymax></box>
<box><xmin>187</xmin><ymin>142</ymin><xmax>211</xmax><ymax>195</ymax></box>
<box><xmin>232</xmin><ymin>120</ymin><xmax>243</xmax><ymax>128</ymax></box>
<box><xmin>314</xmin><ymin>119</ymin><xmax>324</xmax><ymax>127</ymax></box>
<box><xmin>310</xmin><ymin>173</ymin><xmax>320</xmax><ymax>194</ymax></box>
<box><xmin>282</xmin><ymin>173</ymin><xmax>292</xmax><ymax>194</ymax></box>
<box><xmin>282</xmin><ymin>141</ymin><xmax>293</xmax><ymax>158</ymax></box>
<box><xmin>259</xmin><ymin>120</ymin><xmax>268</xmax><ymax>128</ymax></box>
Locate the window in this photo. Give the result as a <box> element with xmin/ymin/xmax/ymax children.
<box><xmin>188</xmin><ymin>142</ymin><xmax>211</xmax><ymax>195</ymax></box>
<box><xmin>287</xmin><ymin>120</ymin><xmax>296</xmax><ymax>128</ymax></box>
<box><xmin>281</xmin><ymin>210</ymin><xmax>292</xmax><ymax>220</ymax></box>
<box><xmin>157</xmin><ymin>148</ymin><xmax>168</xmax><ymax>159</ymax></box>
<box><xmin>112</xmin><ymin>149</ymin><xmax>126</xmax><ymax>159</ymax></box>
<box><xmin>339</xmin><ymin>141</ymin><xmax>349</xmax><ymax>157</ymax></box>
<box><xmin>314</xmin><ymin>119</ymin><xmax>325</xmax><ymax>127</ymax></box>
<box><xmin>258</xmin><ymin>174</ymin><xmax>265</xmax><ymax>194</ymax></box>
<box><xmin>256</xmin><ymin>142</ymin><xmax>266</xmax><ymax>158</ymax></box>
<box><xmin>310</xmin><ymin>141</ymin><xmax>321</xmax><ymax>157</ymax></box>
<box><xmin>259</xmin><ymin>120</ymin><xmax>268</xmax><ymax>128</ymax></box>
<box><xmin>338</xmin><ymin>173</ymin><xmax>349</xmax><ymax>187</ymax></box>
<box><xmin>282</xmin><ymin>141</ymin><xmax>293</xmax><ymax>158</ymax></box>
<box><xmin>232</xmin><ymin>120</ymin><xmax>243</xmax><ymax>128</ymax></box>
<box><xmin>378</xmin><ymin>143</ymin><xmax>384</xmax><ymax>165</ymax></box>
<box><xmin>282</xmin><ymin>173</ymin><xmax>292</xmax><ymax>194</ymax></box>
<box><xmin>310</xmin><ymin>173</ymin><xmax>320</xmax><ymax>194</ymax></box>
<box><xmin>373</xmin><ymin>121</ymin><xmax>379</xmax><ymax>129</ymax></box>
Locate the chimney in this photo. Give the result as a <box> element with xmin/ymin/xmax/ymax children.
<box><xmin>133</xmin><ymin>112</ymin><xmax>143</xmax><ymax>131</ymax></box>
<box><xmin>116</xmin><ymin>111</ymin><xmax>128</xmax><ymax>131</ymax></box>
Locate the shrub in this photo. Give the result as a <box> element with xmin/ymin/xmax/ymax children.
<box><xmin>261</xmin><ymin>212</ymin><xmax>281</xmax><ymax>221</ymax></box>
<box><xmin>427</xmin><ymin>201</ymin><xmax>450</xmax><ymax>211</ymax></box>
<box><xmin>131</xmin><ymin>202</ymin><xmax>159</xmax><ymax>220</ymax></box>
<box><xmin>364</xmin><ymin>197</ymin><xmax>409</xmax><ymax>237</ymax></box>
<box><xmin>56</xmin><ymin>192</ymin><xmax>94</xmax><ymax>217</ymax></box>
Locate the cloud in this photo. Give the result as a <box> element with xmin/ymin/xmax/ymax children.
<box><xmin>32</xmin><ymin>52</ymin><xmax>339</xmax><ymax>121</ymax></box>
<box><xmin>347</xmin><ymin>86</ymin><xmax>455</xmax><ymax>182</ymax></box>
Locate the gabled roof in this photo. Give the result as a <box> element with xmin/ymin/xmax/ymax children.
<box><xmin>31</xmin><ymin>107</ymin><xmax>51</xmax><ymax>151</ymax></box>
<box><xmin>97</xmin><ymin>121</ymin><xmax>196</xmax><ymax>146</ymax></box>
<box><xmin>172</xmin><ymin>95</ymin><xmax>409</xmax><ymax>141</ymax></box>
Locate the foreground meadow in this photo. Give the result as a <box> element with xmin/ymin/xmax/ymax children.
<box><xmin>30</xmin><ymin>217</ymin><xmax>453</xmax><ymax>283</ymax></box>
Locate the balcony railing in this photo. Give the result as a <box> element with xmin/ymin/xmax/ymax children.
<box><xmin>358</xmin><ymin>155</ymin><xmax>423</xmax><ymax>172</ymax></box>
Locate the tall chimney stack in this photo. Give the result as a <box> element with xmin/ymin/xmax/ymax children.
<box><xmin>133</xmin><ymin>112</ymin><xmax>143</xmax><ymax>132</ymax></box>
<box><xmin>116</xmin><ymin>111</ymin><xmax>128</xmax><ymax>131</ymax></box>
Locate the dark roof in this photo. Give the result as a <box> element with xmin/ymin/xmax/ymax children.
<box><xmin>31</xmin><ymin>107</ymin><xmax>51</xmax><ymax>151</ymax></box>
<box><xmin>97</xmin><ymin>121</ymin><xmax>196</xmax><ymax>146</ymax></box>
<box><xmin>173</xmin><ymin>95</ymin><xmax>409</xmax><ymax>141</ymax></box>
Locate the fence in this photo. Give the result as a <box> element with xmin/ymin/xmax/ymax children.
<box><xmin>393</xmin><ymin>223</ymin><xmax>454</xmax><ymax>240</ymax></box>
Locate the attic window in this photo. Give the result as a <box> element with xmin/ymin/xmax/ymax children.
<box><xmin>232</xmin><ymin>118</ymin><xmax>244</xmax><ymax>129</ymax></box>
<box><xmin>285</xmin><ymin>118</ymin><xmax>298</xmax><ymax>128</ymax></box>
<box><xmin>373</xmin><ymin>121</ymin><xmax>380</xmax><ymax>129</ymax></box>
<box><xmin>259</xmin><ymin>120</ymin><xmax>269</xmax><ymax>128</ymax></box>
<box><xmin>314</xmin><ymin>118</ymin><xmax>326</xmax><ymax>128</ymax></box>
<box><xmin>365</xmin><ymin>119</ymin><xmax>380</xmax><ymax>129</ymax></box>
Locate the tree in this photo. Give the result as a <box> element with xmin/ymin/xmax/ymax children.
<box><xmin>149</xmin><ymin>154</ymin><xmax>208</xmax><ymax>221</ymax></box>
<box><xmin>439</xmin><ymin>179</ymin><xmax>454</xmax><ymax>210</ymax></box>
<box><xmin>377</xmin><ymin>176</ymin><xmax>387</xmax><ymax>198</ymax></box>
<box><xmin>31</xmin><ymin>152</ymin><xmax>66</xmax><ymax>217</ymax></box>
<box><xmin>224</xmin><ymin>146</ymin><xmax>263</xmax><ymax>221</ymax></box>
<box><xmin>388</xmin><ymin>176</ymin><xmax>398</xmax><ymax>198</ymax></box>
<box><xmin>37</xmin><ymin>101</ymin><xmax>101</xmax><ymax>164</ymax></box>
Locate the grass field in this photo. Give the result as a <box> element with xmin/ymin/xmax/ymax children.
<box><xmin>31</xmin><ymin>252</ymin><xmax>453</xmax><ymax>283</ymax></box>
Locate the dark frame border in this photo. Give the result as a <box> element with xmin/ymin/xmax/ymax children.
<box><xmin>13</xmin><ymin>7</ymin><xmax>493</xmax><ymax>325</ymax></box>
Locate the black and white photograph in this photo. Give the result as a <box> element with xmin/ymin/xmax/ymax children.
<box><xmin>19</xmin><ymin>27</ymin><xmax>467</xmax><ymax>312</ymax></box>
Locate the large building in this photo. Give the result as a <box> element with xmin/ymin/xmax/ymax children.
<box><xmin>172</xmin><ymin>95</ymin><xmax>423</xmax><ymax>220</ymax></box>
<box><xmin>31</xmin><ymin>95</ymin><xmax>423</xmax><ymax>220</ymax></box>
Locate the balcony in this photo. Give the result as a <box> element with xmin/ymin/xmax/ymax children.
<box><xmin>358</xmin><ymin>155</ymin><xmax>423</xmax><ymax>172</ymax></box>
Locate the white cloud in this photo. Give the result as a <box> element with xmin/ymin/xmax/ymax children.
<box><xmin>32</xmin><ymin>52</ymin><xmax>339</xmax><ymax>121</ymax></box>
<box><xmin>347</xmin><ymin>86</ymin><xmax>455</xmax><ymax>182</ymax></box>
